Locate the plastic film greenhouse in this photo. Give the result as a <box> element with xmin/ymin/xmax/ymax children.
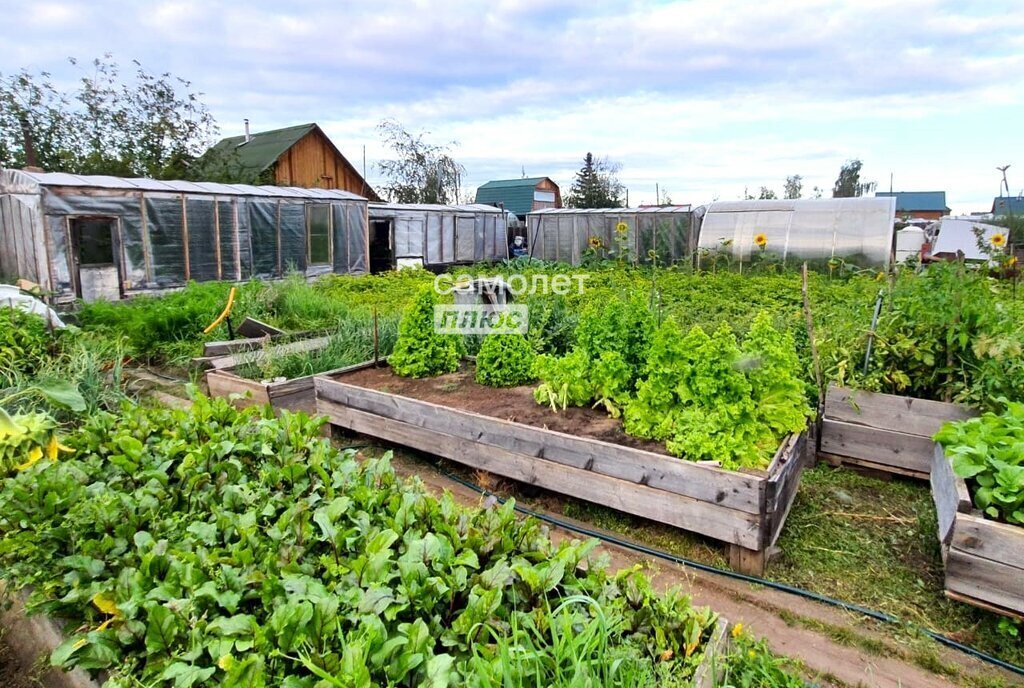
<box><xmin>695</xmin><ymin>197</ymin><xmax>897</xmax><ymax>269</ymax></box>
<box><xmin>0</xmin><ymin>169</ymin><xmax>369</xmax><ymax>302</ymax></box>
<box><xmin>525</xmin><ymin>206</ymin><xmax>696</xmax><ymax>265</ymax></box>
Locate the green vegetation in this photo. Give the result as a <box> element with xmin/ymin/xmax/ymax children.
<box><xmin>935</xmin><ymin>400</ymin><xmax>1024</xmax><ymax>524</ymax></box>
<box><xmin>0</xmin><ymin>396</ymin><xmax>722</xmax><ymax>687</ymax></box>
<box><xmin>475</xmin><ymin>333</ymin><xmax>535</xmax><ymax>387</ymax></box>
<box><xmin>389</xmin><ymin>288</ymin><xmax>463</xmax><ymax>378</ymax></box>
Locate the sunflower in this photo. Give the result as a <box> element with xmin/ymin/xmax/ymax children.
<box><xmin>615</xmin><ymin>221</ymin><xmax>629</xmax><ymax>235</ymax></box>
<box><xmin>753</xmin><ymin>233</ymin><xmax>768</xmax><ymax>248</ymax></box>
<box><xmin>587</xmin><ymin>235</ymin><xmax>604</xmax><ymax>249</ymax></box>
<box><xmin>991</xmin><ymin>233</ymin><xmax>1007</xmax><ymax>248</ymax></box>
<box><xmin>1009</xmin><ymin>256</ymin><xmax>1019</xmax><ymax>266</ymax></box>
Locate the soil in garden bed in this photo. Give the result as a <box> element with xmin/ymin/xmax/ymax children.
<box><xmin>333</xmin><ymin>363</ymin><xmax>675</xmax><ymax>456</ymax></box>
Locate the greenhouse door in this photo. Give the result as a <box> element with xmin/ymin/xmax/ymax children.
<box><xmin>70</xmin><ymin>217</ymin><xmax>122</xmax><ymax>301</ymax></box>
<box><xmin>369</xmin><ymin>219</ymin><xmax>394</xmax><ymax>273</ymax></box>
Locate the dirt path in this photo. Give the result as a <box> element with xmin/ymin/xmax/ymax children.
<box><xmin>386</xmin><ymin>450</ymin><xmax>1021</xmax><ymax>688</ymax></box>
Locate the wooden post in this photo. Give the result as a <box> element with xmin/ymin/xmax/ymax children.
<box><xmin>728</xmin><ymin>544</ymin><xmax>767</xmax><ymax>577</ymax></box>
<box><xmin>802</xmin><ymin>263</ymin><xmax>823</xmax><ymax>405</ymax></box>
<box><xmin>372</xmin><ymin>308</ymin><xmax>380</xmax><ymax>364</ymax></box>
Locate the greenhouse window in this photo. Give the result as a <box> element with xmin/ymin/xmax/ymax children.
<box><xmin>307</xmin><ymin>204</ymin><xmax>332</xmax><ymax>265</ymax></box>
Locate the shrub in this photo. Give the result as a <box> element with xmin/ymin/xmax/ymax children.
<box><xmin>475</xmin><ymin>333</ymin><xmax>535</xmax><ymax>387</ymax></box>
<box><xmin>389</xmin><ymin>288</ymin><xmax>463</xmax><ymax>378</ymax></box>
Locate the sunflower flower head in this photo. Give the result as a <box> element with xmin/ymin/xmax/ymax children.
<box><xmin>615</xmin><ymin>221</ymin><xmax>629</xmax><ymax>235</ymax></box>
<box><xmin>588</xmin><ymin>235</ymin><xmax>603</xmax><ymax>249</ymax></box>
<box><xmin>753</xmin><ymin>233</ymin><xmax>768</xmax><ymax>248</ymax></box>
<box><xmin>991</xmin><ymin>233</ymin><xmax>1007</xmax><ymax>248</ymax></box>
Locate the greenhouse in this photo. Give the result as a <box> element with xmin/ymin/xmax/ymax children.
<box><xmin>366</xmin><ymin>202</ymin><xmax>509</xmax><ymax>273</ymax></box>
<box><xmin>695</xmin><ymin>197</ymin><xmax>897</xmax><ymax>268</ymax></box>
<box><xmin>0</xmin><ymin>169</ymin><xmax>369</xmax><ymax>302</ymax></box>
<box><xmin>525</xmin><ymin>206</ymin><xmax>696</xmax><ymax>265</ymax></box>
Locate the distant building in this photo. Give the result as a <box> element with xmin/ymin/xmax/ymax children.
<box><xmin>992</xmin><ymin>196</ymin><xmax>1024</xmax><ymax>217</ymax></box>
<box><xmin>475</xmin><ymin>177</ymin><xmax>561</xmax><ymax>217</ymax></box>
<box><xmin>875</xmin><ymin>191</ymin><xmax>949</xmax><ymax>220</ymax></box>
<box><xmin>197</xmin><ymin>122</ymin><xmax>380</xmax><ymax>200</ymax></box>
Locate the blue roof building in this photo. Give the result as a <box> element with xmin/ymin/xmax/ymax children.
<box><xmin>875</xmin><ymin>191</ymin><xmax>949</xmax><ymax>218</ymax></box>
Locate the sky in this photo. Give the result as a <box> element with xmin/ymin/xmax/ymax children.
<box><xmin>3</xmin><ymin>0</ymin><xmax>1024</xmax><ymax>213</ymax></box>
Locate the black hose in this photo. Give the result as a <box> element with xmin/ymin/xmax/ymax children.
<box><xmin>435</xmin><ymin>468</ymin><xmax>1024</xmax><ymax>679</ymax></box>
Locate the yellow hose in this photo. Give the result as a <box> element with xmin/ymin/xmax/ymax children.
<box><xmin>203</xmin><ymin>287</ymin><xmax>236</xmax><ymax>335</ymax></box>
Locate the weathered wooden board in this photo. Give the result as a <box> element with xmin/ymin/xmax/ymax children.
<box><xmin>931</xmin><ymin>444</ymin><xmax>1024</xmax><ymax>618</ymax></box>
<box><xmin>825</xmin><ymin>385</ymin><xmax>975</xmax><ymax>437</ymax></box>
<box><xmin>207</xmin><ymin>361</ymin><xmax>375</xmax><ymax>412</ymax></box>
<box><xmin>694</xmin><ymin>617</ymin><xmax>730</xmax><ymax>688</ymax></box>
<box><xmin>820</xmin><ymin>386</ymin><xmax>976</xmax><ymax>479</ymax></box>
<box><xmin>319</xmin><ymin>399</ymin><xmax>764</xmax><ymax>549</ymax></box>
<box><xmin>819</xmin><ymin>419</ymin><xmax>934</xmax><ymax>474</ymax></box>
<box><xmin>930</xmin><ymin>443</ymin><xmax>972</xmax><ymax>545</ymax></box>
<box><xmin>208</xmin><ymin>334</ymin><xmax>332</xmax><ymax>371</ymax></box>
<box><xmin>315</xmin><ymin>371</ymin><xmax>810</xmax><ymax>568</ymax></box>
<box><xmin>316</xmin><ymin>377</ymin><xmax>766</xmax><ymax>514</ymax></box>
<box><xmin>945</xmin><ymin>549</ymin><xmax>1024</xmax><ymax>616</ymax></box>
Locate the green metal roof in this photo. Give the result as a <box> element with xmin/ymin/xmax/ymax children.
<box><xmin>875</xmin><ymin>191</ymin><xmax>949</xmax><ymax>213</ymax></box>
<box><xmin>198</xmin><ymin>123</ymin><xmax>316</xmax><ymax>180</ymax></box>
<box><xmin>475</xmin><ymin>177</ymin><xmax>551</xmax><ymax>217</ymax></box>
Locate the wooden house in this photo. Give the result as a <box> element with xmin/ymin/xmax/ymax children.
<box><xmin>876</xmin><ymin>191</ymin><xmax>949</xmax><ymax>221</ymax></box>
<box><xmin>475</xmin><ymin>177</ymin><xmax>561</xmax><ymax>218</ymax></box>
<box><xmin>198</xmin><ymin>123</ymin><xmax>381</xmax><ymax>201</ymax></box>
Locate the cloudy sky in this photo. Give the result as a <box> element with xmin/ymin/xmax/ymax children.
<box><xmin>4</xmin><ymin>0</ymin><xmax>1024</xmax><ymax>212</ymax></box>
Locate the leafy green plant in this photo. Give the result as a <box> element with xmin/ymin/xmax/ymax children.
<box><xmin>475</xmin><ymin>333</ymin><xmax>535</xmax><ymax>387</ymax></box>
<box><xmin>719</xmin><ymin>632</ymin><xmax>806</xmax><ymax>688</ymax></box>
<box><xmin>533</xmin><ymin>350</ymin><xmax>594</xmax><ymax>411</ymax></box>
<box><xmin>935</xmin><ymin>400</ymin><xmax>1024</xmax><ymax>525</ymax></box>
<box><xmin>389</xmin><ymin>287</ymin><xmax>464</xmax><ymax>378</ymax></box>
<box><xmin>0</xmin><ymin>395</ymin><xmax>722</xmax><ymax>686</ymax></box>
<box><xmin>0</xmin><ymin>307</ymin><xmax>57</xmax><ymax>384</ymax></box>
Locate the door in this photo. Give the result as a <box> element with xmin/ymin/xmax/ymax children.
<box><xmin>369</xmin><ymin>219</ymin><xmax>394</xmax><ymax>273</ymax></box>
<box><xmin>70</xmin><ymin>217</ymin><xmax>122</xmax><ymax>301</ymax></box>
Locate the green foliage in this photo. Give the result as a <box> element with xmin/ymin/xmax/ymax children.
<box><xmin>935</xmin><ymin>401</ymin><xmax>1024</xmax><ymax>525</ymax></box>
<box><xmin>475</xmin><ymin>333</ymin><xmax>535</xmax><ymax>387</ymax></box>
<box><xmin>0</xmin><ymin>55</ymin><xmax>216</xmax><ymax>179</ymax></box>
<box><xmin>720</xmin><ymin>634</ymin><xmax>806</xmax><ymax>687</ymax></box>
<box><xmin>622</xmin><ymin>314</ymin><xmax>810</xmax><ymax>470</ymax></box>
<box><xmin>376</xmin><ymin>119</ymin><xmax>465</xmax><ymax>204</ymax></box>
<box><xmin>389</xmin><ymin>288</ymin><xmax>463</xmax><ymax>378</ymax></box>
<box><xmin>237</xmin><ymin>315</ymin><xmax>399</xmax><ymax>381</ymax></box>
<box><xmin>0</xmin><ymin>308</ymin><xmax>56</xmax><ymax>383</ymax></box>
<box><xmin>564</xmin><ymin>152</ymin><xmax>625</xmax><ymax>209</ymax></box>
<box><xmin>533</xmin><ymin>350</ymin><xmax>595</xmax><ymax>412</ymax></box>
<box><xmin>523</xmin><ymin>293</ymin><xmax>577</xmax><ymax>356</ymax></box>
<box><xmin>0</xmin><ymin>396</ymin><xmax>721</xmax><ymax>686</ymax></box>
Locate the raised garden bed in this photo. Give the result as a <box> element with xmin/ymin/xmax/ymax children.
<box><xmin>314</xmin><ymin>363</ymin><xmax>809</xmax><ymax>575</ymax></box>
<box><xmin>207</xmin><ymin>358</ymin><xmax>372</xmax><ymax>412</ymax></box>
<box><xmin>930</xmin><ymin>444</ymin><xmax>1024</xmax><ymax>620</ymax></box>
<box><xmin>819</xmin><ymin>385</ymin><xmax>975</xmax><ymax>479</ymax></box>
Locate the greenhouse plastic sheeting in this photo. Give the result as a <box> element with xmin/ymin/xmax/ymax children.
<box><xmin>696</xmin><ymin>198</ymin><xmax>896</xmax><ymax>268</ymax></box>
<box><xmin>247</xmin><ymin>201</ymin><xmax>279</xmax><ymax>278</ymax></box>
<box><xmin>345</xmin><ymin>202</ymin><xmax>368</xmax><ymax>273</ymax></box>
<box><xmin>279</xmin><ymin>202</ymin><xmax>307</xmax><ymax>273</ymax></box>
<box><xmin>526</xmin><ymin>208</ymin><xmax>695</xmax><ymax>266</ymax></box>
<box><xmin>145</xmin><ymin>196</ymin><xmax>187</xmax><ymax>285</ymax></box>
<box><xmin>187</xmin><ymin>198</ymin><xmax>220</xmax><ymax>281</ymax></box>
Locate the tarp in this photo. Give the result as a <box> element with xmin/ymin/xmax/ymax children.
<box><xmin>929</xmin><ymin>217</ymin><xmax>1007</xmax><ymax>261</ymax></box>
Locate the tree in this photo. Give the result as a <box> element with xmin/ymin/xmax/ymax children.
<box><xmin>376</xmin><ymin>119</ymin><xmax>465</xmax><ymax>204</ymax></box>
<box><xmin>832</xmin><ymin>159</ymin><xmax>876</xmax><ymax>198</ymax></box>
<box><xmin>784</xmin><ymin>175</ymin><xmax>803</xmax><ymax>199</ymax></box>
<box><xmin>758</xmin><ymin>186</ymin><xmax>778</xmax><ymax>200</ymax></box>
<box><xmin>565</xmin><ymin>152</ymin><xmax>625</xmax><ymax>208</ymax></box>
<box><xmin>0</xmin><ymin>55</ymin><xmax>217</xmax><ymax>179</ymax></box>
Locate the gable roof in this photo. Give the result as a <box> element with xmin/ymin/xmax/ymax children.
<box><xmin>204</xmin><ymin>123</ymin><xmax>316</xmax><ymax>177</ymax></box>
<box><xmin>475</xmin><ymin>177</ymin><xmax>558</xmax><ymax>217</ymax></box>
<box><xmin>875</xmin><ymin>191</ymin><xmax>948</xmax><ymax>213</ymax></box>
<box><xmin>992</xmin><ymin>196</ymin><xmax>1024</xmax><ymax>216</ymax></box>
<box><xmin>197</xmin><ymin>123</ymin><xmax>381</xmax><ymax>200</ymax></box>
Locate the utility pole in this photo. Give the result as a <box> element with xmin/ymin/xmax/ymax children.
<box><xmin>998</xmin><ymin>165</ymin><xmax>1011</xmax><ymax>197</ymax></box>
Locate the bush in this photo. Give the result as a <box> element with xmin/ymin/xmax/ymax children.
<box><xmin>389</xmin><ymin>288</ymin><xmax>463</xmax><ymax>378</ymax></box>
<box><xmin>0</xmin><ymin>308</ymin><xmax>56</xmax><ymax>384</ymax></box>
<box><xmin>475</xmin><ymin>333</ymin><xmax>535</xmax><ymax>387</ymax></box>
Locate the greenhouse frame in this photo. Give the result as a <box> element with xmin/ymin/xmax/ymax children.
<box><xmin>525</xmin><ymin>206</ymin><xmax>696</xmax><ymax>266</ymax></box>
<box><xmin>695</xmin><ymin>197</ymin><xmax>897</xmax><ymax>268</ymax></box>
<box><xmin>367</xmin><ymin>203</ymin><xmax>509</xmax><ymax>273</ymax></box>
<box><xmin>0</xmin><ymin>169</ymin><xmax>369</xmax><ymax>301</ymax></box>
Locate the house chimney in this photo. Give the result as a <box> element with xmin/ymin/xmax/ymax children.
<box><xmin>244</xmin><ymin>119</ymin><xmax>251</xmax><ymax>143</ymax></box>
<box><xmin>19</xmin><ymin>116</ymin><xmax>40</xmax><ymax>170</ymax></box>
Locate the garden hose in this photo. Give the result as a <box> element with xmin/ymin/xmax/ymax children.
<box><xmin>434</xmin><ymin>469</ymin><xmax>1024</xmax><ymax>679</ymax></box>
<box><xmin>203</xmin><ymin>286</ymin><xmax>237</xmax><ymax>335</ymax></box>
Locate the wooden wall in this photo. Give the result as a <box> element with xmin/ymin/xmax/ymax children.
<box><xmin>273</xmin><ymin>129</ymin><xmax>380</xmax><ymax>200</ymax></box>
<box><xmin>534</xmin><ymin>177</ymin><xmax>562</xmax><ymax>210</ymax></box>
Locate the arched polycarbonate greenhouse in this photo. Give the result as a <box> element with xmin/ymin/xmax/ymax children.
<box><xmin>695</xmin><ymin>197</ymin><xmax>897</xmax><ymax>269</ymax></box>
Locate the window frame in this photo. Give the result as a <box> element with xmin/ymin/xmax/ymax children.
<box><xmin>306</xmin><ymin>203</ymin><xmax>333</xmax><ymax>266</ymax></box>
